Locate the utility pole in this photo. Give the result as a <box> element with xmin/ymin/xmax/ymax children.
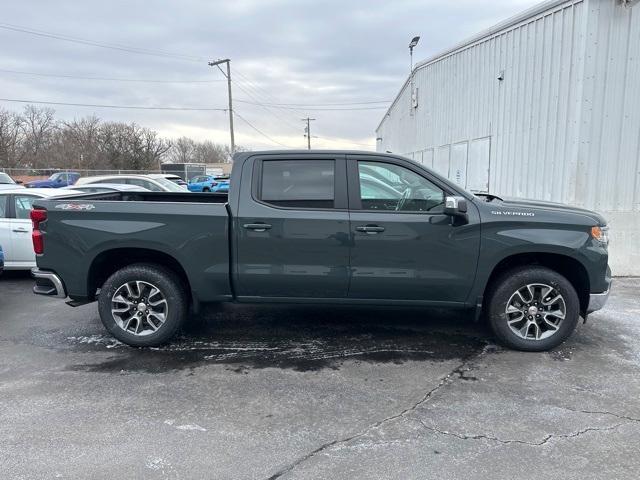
<box><xmin>208</xmin><ymin>58</ymin><xmax>235</xmax><ymax>157</ymax></box>
<box><xmin>302</xmin><ymin>117</ymin><xmax>315</xmax><ymax>150</ymax></box>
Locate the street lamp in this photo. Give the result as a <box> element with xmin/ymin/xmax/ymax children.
<box><xmin>409</xmin><ymin>36</ymin><xmax>420</xmax><ymax>73</ymax></box>
<box><xmin>409</xmin><ymin>36</ymin><xmax>420</xmax><ymax>114</ymax></box>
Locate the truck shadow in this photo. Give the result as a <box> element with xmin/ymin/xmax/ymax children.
<box><xmin>69</xmin><ymin>304</ymin><xmax>493</xmax><ymax>373</ymax></box>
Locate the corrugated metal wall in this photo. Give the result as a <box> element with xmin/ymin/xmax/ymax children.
<box><xmin>576</xmin><ymin>0</ymin><xmax>640</xmax><ymax>211</ymax></box>
<box><xmin>377</xmin><ymin>0</ymin><xmax>640</xmax><ymax>274</ymax></box>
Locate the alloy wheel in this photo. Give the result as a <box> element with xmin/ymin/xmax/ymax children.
<box><xmin>111</xmin><ymin>281</ymin><xmax>169</xmax><ymax>336</ymax></box>
<box><xmin>505</xmin><ymin>283</ymin><xmax>566</xmax><ymax>341</ymax></box>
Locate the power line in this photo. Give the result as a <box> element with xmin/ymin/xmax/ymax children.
<box><xmin>245</xmin><ymin>99</ymin><xmax>392</xmax><ymax>107</ymax></box>
<box><xmin>0</xmin><ymin>22</ymin><xmax>204</xmax><ymax>62</ymax></box>
<box><xmin>231</xmin><ymin>71</ymin><xmax>304</xmax><ymax>125</ymax></box>
<box><xmin>233</xmin><ymin>84</ymin><xmax>303</xmax><ymax>132</ymax></box>
<box><xmin>0</xmin><ymin>68</ymin><xmax>225</xmax><ymax>83</ymax></box>
<box><xmin>314</xmin><ymin>136</ymin><xmax>376</xmax><ymax>148</ymax></box>
<box><xmin>0</xmin><ymin>98</ymin><xmax>227</xmax><ymax>111</ymax></box>
<box><xmin>233</xmin><ymin>110</ymin><xmax>290</xmax><ymax>148</ymax></box>
<box><xmin>234</xmin><ymin>99</ymin><xmax>388</xmax><ymax>111</ymax></box>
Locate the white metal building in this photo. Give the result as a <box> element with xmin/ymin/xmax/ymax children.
<box><xmin>376</xmin><ymin>0</ymin><xmax>640</xmax><ymax>275</ymax></box>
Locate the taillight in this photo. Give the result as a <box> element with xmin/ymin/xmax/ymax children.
<box><xmin>30</xmin><ymin>208</ymin><xmax>47</xmax><ymax>254</ymax></box>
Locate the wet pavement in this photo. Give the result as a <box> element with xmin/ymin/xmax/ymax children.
<box><xmin>1</xmin><ymin>271</ymin><xmax>639</xmax><ymax>479</ymax></box>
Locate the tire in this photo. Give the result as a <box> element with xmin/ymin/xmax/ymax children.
<box><xmin>486</xmin><ymin>266</ymin><xmax>580</xmax><ymax>352</ymax></box>
<box><xmin>202</xmin><ymin>187</ymin><xmax>211</xmax><ymax>192</ymax></box>
<box><xmin>98</xmin><ymin>263</ymin><xmax>188</xmax><ymax>347</ymax></box>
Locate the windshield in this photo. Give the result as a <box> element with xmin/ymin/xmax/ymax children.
<box><xmin>0</xmin><ymin>173</ymin><xmax>15</xmax><ymax>184</ymax></box>
<box><xmin>153</xmin><ymin>176</ymin><xmax>188</xmax><ymax>192</ymax></box>
<box><xmin>49</xmin><ymin>173</ymin><xmax>63</xmax><ymax>181</ymax></box>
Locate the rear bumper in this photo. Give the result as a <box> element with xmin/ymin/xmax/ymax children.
<box><xmin>32</xmin><ymin>268</ymin><xmax>67</xmax><ymax>298</ymax></box>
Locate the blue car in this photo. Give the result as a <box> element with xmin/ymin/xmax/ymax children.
<box><xmin>26</xmin><ymin>172</ymin><xmax>80</xmax><ymax>188</ymax></box>
<box><xmin>187</xmin><ymin>175</ymin><xmax>230</xmax><ymax>193</ymax></box>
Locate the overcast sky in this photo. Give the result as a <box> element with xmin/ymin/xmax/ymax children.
<box><xmin>0</xmin><ymin>0</ymin><xmax>540</xmax><ymax>151</ymax></box>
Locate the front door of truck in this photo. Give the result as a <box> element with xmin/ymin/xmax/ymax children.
<box><xmin>346</xmin><ymin>156</ymin><xmax>480</xmax><ymax>303</ymax></box>
<box><xmin>235</xmin><ymin>155</ymin><xmax>350</xmax><ymax>299</ymax></box>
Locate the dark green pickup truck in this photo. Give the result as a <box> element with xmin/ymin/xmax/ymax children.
<box><xmin>31</xmin><ymin>151</ymin><xmax>611</xmax><ymax>351</ymax></box>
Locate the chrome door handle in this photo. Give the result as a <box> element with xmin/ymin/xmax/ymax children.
<box><xmin>12</xmin><ymin>228</ymin><xmax>29</xmax><ymax>233</ymax></box>
<box><xmin>243</xmin><ymin>223</ymin><xmax>272</xmax><ymax>232</ymax></box>
<box><xmin>356</xmin><ymin>225</ymin><xmax>385</xmax><ymax>234</ymax></box>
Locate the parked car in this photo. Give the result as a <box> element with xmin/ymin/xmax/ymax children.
<box><xmin>26</xmin><ymin>172</ymin><xmax>80</xmax><ymax>188</ymax></box>
<box><xmin>0</xmin><ymin>188</ymin><xmax>81</xmax><ymax>270</ymax></box>
<box><xmin>75</xmin><ymin>174</ymin><xmax>187</xmax><ymax>192</ymax></box>
<box><xmin>0</xmin><ymin>244</ymin><xmax>4</xmax><ymax>275</ymax></box>
<box><xmin>188</xmin><ymin>175</ymin><xmax>230</xmax><ymax>193</ymax></box>
<box><xmin>157</xmin><ymin>174</ymin><xmax>188</xmax><ymax>187</ymax></box>
<box><xmin>63</xmin><ymin>183</ymin><xmax>150</xmax><ymax>194</ymax></box>
<box><xmin>32</xmin><ymin>150</ymin><xmax>611</xmax><ymax>351</ymax></box>
<box><xmin>0</xmin><ymin>172</ymin><xmax>24</xmax><ymax>190</ymax></box>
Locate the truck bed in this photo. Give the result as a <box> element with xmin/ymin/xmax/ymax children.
<box><xmin>33</xmin><ymin>191</ymin><xmax>232</xmax><ymax>304</ymax></box>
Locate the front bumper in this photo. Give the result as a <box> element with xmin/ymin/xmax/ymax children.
<box><xmin>32</xmin><ymin>268</ymin><xmax>67</xmax><ymax>298</ymax></box>
<box><xmin>587</xmin><ymin>264</ymin><xmax>612</xmax><ymax>314</ymax></box>
<box><xmin>587</xmin><ymin>287</ymin><xmax>611</xmax><ymax>314</ymax></box>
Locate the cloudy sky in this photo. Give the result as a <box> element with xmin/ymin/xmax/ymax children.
<box><xmin>0</xmin><ymin>0</ymin><xmax>540</xmax><ymax>151</ymax></box>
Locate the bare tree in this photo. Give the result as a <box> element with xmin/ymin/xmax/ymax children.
<box><xmin>62</xmin><ymin>116</ymin><xmax>102</xmax><ymax>169</ymax></box>
<box><xmin>21</xmin><ymin>105</ymin><xmax>57</xmax><ymax>169</ymax></box>
<box><xmin>192</xmin><ymin>140</ymin><xmax>229</xmax><ymax>164</ymax></box>
<box><xmin>0</xmin><ymin>104</ymin><xmax>244</xmax><ymax>171</ymax></box>
<box><xmin>168</xmin><ymin>137</ymin><xmax>197</xmax><ymax>163</ymax></box>
<box><xmin>0</xmin><ymin>108</ymin><xmax>25</xmax><ymax>168</ymax></box>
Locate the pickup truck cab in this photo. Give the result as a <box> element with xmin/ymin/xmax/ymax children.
<box><xmin>31</xmin><ymin>151</ymin><xmax>611</xmax><ymax>351</ymax></box>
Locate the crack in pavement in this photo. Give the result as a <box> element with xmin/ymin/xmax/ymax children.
<box><xmin>559</xmin><ymin>407</ymin><xmax>640</xmax><ymax>424</ymax></box>
<box><xmin>416</xmin><ymin>419</ymin><xmax>630</xmax><ymax>446</ymax></box>
<box><xmin>264</xmin><ymin>344</ymin><xmax>492</xmax><ymax>480</ymax></box>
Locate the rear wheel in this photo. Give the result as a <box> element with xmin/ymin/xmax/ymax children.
<box><xmin>486</xmin><ymin>266</ymin><xmax>580</xmax><ymax>351</ymax></box>
<box><xmin>98</xmin><ymin>263</ymin><xmax>188</xmax><ymax>347</ymax></box>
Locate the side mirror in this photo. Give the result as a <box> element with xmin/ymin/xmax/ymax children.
<box><xmin>444</xmin><ymin>196</ymin><xmax>468</xmax><ymax>217</ymax></box>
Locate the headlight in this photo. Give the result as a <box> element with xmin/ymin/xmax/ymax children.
<box><xmin>591</xmin><ymin>225</ymin><xmax>609</xmax><ymax>246</ymax></box>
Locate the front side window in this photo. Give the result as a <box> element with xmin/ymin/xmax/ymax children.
<box><xmin>14</xmin><ymin>195</ymin><xmax>37</xmax><ymax>219</ymax></box>
<box><xmin>260</xmin><ymin>160</ymin><xmax>335</xmax><ymax>209</ymax></box>
<box><xmin>358</xmin><ymin>161</ymin><xmax>445</xmax><ymax>213</ymax></box>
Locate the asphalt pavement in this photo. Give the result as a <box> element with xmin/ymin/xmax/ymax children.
<box><xmin>1</xmin><ymin>271</ymin><xmax>639</xmax><ymax>479</ymax></box>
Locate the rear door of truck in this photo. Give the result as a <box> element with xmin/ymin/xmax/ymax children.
<box><xmin>233</xmin><ymin>153</ymin><xmax>350</xmax><ymax>299</ymax></box>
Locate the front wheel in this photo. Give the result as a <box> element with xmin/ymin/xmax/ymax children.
<box><xmin>486</xmin><ymin>266</ymin><xmax>580</xmax><ymax>351</ymax></box>
<box><xmin>202</xmin><ymin>187</ymin><xmax>211</xmax><ymax>192</ymax></box>
<box><xmin>98</xmin><ymin>263</ymin><xmax>188</xmax><ymax>347</ymax></box>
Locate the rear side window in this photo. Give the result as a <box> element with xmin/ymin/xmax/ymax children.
<box><xmin>14</xmin><ymin>195</ymin><xmax>37</xmax><ymax>219</ymax></box>
<box><xmin>0</xmin><ymin>195</ymin><xmax>7</xmax><ymax>218</ymax></box>
<box><xmin>260</xmin><ymin>160</ymin><xmax>335</xmax><ymax>209</ymax></box>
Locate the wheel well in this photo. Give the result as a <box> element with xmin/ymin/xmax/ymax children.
<box><xmin>87</xmin><ymin>248</ymin><xmax>192</xmax><ymax>302</ymax></box>
<box><xmin>485</xmin><ymin>253</ymin><xmax>590</xmax><ymax>314</ymax></box>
